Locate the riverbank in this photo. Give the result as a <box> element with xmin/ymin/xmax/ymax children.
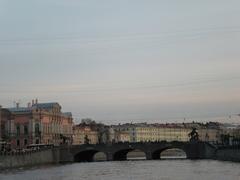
<box><xmin>0</xmin><ymin>148</ymin><xmax>59</xmax><ymax>170</ymax></box>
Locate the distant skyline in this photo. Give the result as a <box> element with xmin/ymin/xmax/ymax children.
<box><xmin>0</xmin><ymin>1</ymin><xmax>240</xmax><ymax>124</ymax></box>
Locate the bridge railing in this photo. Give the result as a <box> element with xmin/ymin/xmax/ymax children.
<box><xmin>70</xmin><ymin>141</ymin><xmax>191</xmax><ymax>147</ymax></box>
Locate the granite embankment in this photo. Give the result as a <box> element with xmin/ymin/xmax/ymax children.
<box><xmin>0</xmin><ymin>148</ymin><xmax>60</xmax><ymax>170</ymax></box>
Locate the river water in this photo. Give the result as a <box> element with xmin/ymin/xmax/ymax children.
<box><xmin>0</xmin><ymin>160</ymin><xmax>240</xmax><ymax>180</ymax></box>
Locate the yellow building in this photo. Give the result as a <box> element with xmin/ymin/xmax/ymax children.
<box><xmin>117</xmin><ymin>131</ymin><xmax>131</xmax><ymax>142</ymax></box>
<box><xmin>112</xmin><ymin>123</ymin><xmax>224</xmax><ymax>143</ymax></box>
<box><xmin>112</xmin><ymin>123</ymin><xmax>191</xmax><ymax>143</ymax></box>
<box><xmin>198</xmin><ymin>128</ymin><xmax>221</xmax><ymax>143</ymax></box>
<box><xmin>108</xmin><ymin>127</ymin><xmax>131</xmax><ymax>143</ymax></box>
<box><xmin>134</xmin><ymin>126</ymin><xmax>190</xmax><ymax>142</ymax></box>
<box><xmin>73</xmin><ymin>126</ymin><xmax>98</xmax><ymax>145</ymax></box>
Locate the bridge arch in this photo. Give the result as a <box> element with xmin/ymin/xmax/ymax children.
<box><xmin>160</xmin><ymin>148</ymin><xmax>187</xmax><ymax>159</ymax></box>
<box><xmin>151</xmin><ymin>146</ymin><xmax>187</xmax><ymax>160</ymax></box>
<box><xmin>127</xmin><ymin>149</ymin><xmax>146</xmax><ymax>160</ymax></box>
<box><xmin>74</xmin><ymin>150</ymin><xmax>107</xmax><ymax>162</ymax></box>
<box><xmin>93</xmin><ymin>152</ymin><xmax>107</xmax><ymax>161</ymax></box>
<box><xmin>113</xmin><ymin>148</ymin><xmax>147</xmax><ymax>161</ymax></box>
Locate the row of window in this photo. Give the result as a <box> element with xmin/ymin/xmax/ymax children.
<box><xmin>16</xmin><ymin>124</ymin><xmax>40</xmax><ymax>136</ymax></box>
<box><xmin>16</xmin><ymin>139</ymin><xmax>40</xmax><ymax>147</ymax></box>
<box><xmin>16</xmin><ymin>125</ymin><xmax>28</xmax><ymax>135</ymax></box>
<box><xmin>42</xmin><ymin>124</ymin><xmax>72</xmax><ymax>134</ymax></box>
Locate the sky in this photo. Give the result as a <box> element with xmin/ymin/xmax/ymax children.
<box><xmin>0</xmin><ymin>0</ymin><xmax>240</xmax><ymax>124</ymax></box>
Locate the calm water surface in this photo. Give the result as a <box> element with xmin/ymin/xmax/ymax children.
<box><xmin>0</xmin><ymin>160</ymin><xmax>240</xmax><ymax>180</ymax></box>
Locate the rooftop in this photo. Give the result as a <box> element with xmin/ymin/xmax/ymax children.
<box><xmin>32</xmin><ymin>102</ymin><xmax>60</xmax><ymax>109</ymax></box>
<box><xmin>7</xmin><ymin>107</ymin><xmax>31</xmax><ymax>113</ymax></box>
<box><xmin>63</xmin><ymin>112</ymin><xmax>72</xmax><ymax>117</ymax></box>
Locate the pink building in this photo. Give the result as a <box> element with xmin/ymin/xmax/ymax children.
<box><xmin>0</xmin><ymin>107</ymin><xmax>12</xmax><ymax>142</ymax></box>
<box><xmin>5</xmin><ymin>100</ymin><xmax>74</xmax><ymax>149</ymax></box>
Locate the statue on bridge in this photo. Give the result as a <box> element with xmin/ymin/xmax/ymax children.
<box><xmin>84</xmin><ymin>135</ymin><xmax>90</xmax><ymax>144</ymax></box>
<box><xmin>188</xmin><ymin>128</ymin><xmax>199</xmax><ymax>142</ymax></box>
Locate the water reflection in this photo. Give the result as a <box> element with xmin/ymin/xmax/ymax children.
<box><xmin>161</xmin><ymin>148</ymin><xmax>187</xmax><ymax>159</ymax></box>
<box><xmin>0</xmin><ymin>160</ymin><xmax>240</xmax><ymax>180</ymax></box>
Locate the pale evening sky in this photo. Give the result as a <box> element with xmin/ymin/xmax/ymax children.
<box><xmin>0</xmin><ymin>0</ymin><xmax>240</xmax><ymax>124</ymax></box>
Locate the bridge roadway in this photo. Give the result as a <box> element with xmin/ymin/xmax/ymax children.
<box><xmin>59</xmin><ymin>141</ymin><xmax>216</xmax><ymax>162</ymax></box>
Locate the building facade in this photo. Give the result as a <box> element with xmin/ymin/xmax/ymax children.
<box><xmin>0</xmin><ymin>107</ymin><xmax>12</xmax><ymax>142</ymax></box>
<box><xmin>198</xmin><ymin>128</ymin><xmax>221</xmax><ymax>143</ymax></box>
<box><xmin>73</xmin><ymin>125</ymin><xmax>98</xmax><ymax>145</ymax></box>
<box><xmin>117</xmin><ymin>131</ymin><xmax>131</xmax><ymax>142</ymax></box>
<box><xmin>111</xmin><ymin>123</ymin><xmax>225</xmax><ymax>143</ymax></box>
<box><xmin>5</xmin><ymin>100</ymin><xmax>73</xmax><ymax>149</ymax></box>
<box><xmin>134</xmin><ymin>126</ymin><xmax>191</xmax><ymax>142</ymax></box>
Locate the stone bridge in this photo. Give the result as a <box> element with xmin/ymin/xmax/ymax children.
<box><xmin>59</xmin><ymin>141</ymin><xmax>216</xmax><ymax>162</ymax></box>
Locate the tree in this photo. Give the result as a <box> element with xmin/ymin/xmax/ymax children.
<box><xmin>81</xmin><ymin>118</ymin><xmax>96</xmax><ymax>125</ymax></box>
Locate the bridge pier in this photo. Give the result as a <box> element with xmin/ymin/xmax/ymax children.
<box><xmin>146</xmin><ymin>151</ymin><xmax>153</xmax><ymax>160</ymax></box>
<box><xmin>185</xmin><ymin>143</ymin><xmax>200</xmax><ymax>159</ymax></box>
<box><xmin>106</xmin><ymin>152</ymin><xmax>113</xmax><ymax>161</ymax></box>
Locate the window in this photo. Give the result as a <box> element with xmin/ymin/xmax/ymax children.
<box><xmin>17</xmin><ymin>139</ymin><xmax>20</xmax><ymax>146</ymax></box>
<box><xmin>24</xmin><ymin>125</ymin><xmax>28</xmax><ymax>135</ymax></box>
<box><xmin>1</xmin><ymin>124</ymin><xmax>5</xmax><ymax>137</ymax></box>
<box><xmin>24</xmin><ymin>139</ymin><xmax>28</xmax><ymax>145</ymax></box>
<box><xmin>1</xmin><ymin>124</ymin><xmax>5</xmax><ymax>131</ymax></box>
<box><xmin>35</xmin><ymin>123</ymin><xmax>40</xmax><ymax>135</ymax></box>
<box><xmin>36</xmin><ymin>139</ymin><xmax>39</xmax><ymax>144</ymax></box>
<box><xmin>16</xmin><ymin>125</ymin><xmax>20</xmax><ymax>136</ymax></box>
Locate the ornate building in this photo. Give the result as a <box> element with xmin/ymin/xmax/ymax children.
<box><xmin>0</xmin><ymin>106</ymin><xmax>12</xmax><ymax>143</ymax></box>
<box><xmin>4</xmin><ymin>100</ymin><xmax>73</xmax><ymax>149</ymax></box>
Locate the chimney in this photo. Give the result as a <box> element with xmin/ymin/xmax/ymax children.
<box><xmin>32</xmin><ymin>99</ymin><xmax>34</xmax><ymax>106</ymax></box>
<box><xmin>35</xmin><ymin>98</ymin><xmax>38</xmax><ymax>105</ymax></box>
<box><xmin>16</xmin><ymin>102</ymin><xmax>19</xmax><ymax>109</ymax></box>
